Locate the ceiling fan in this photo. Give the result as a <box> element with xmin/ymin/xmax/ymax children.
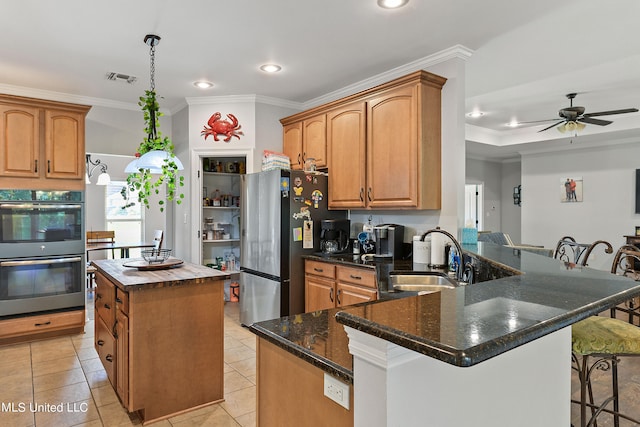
<box><xmin>524</xmin><ymin>93</ymin><xmax>639</xmax><ymax>133</ymax></box>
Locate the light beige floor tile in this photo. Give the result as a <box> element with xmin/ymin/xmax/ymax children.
<box><xmin>235</xmin><ymin>410</ymin><xmax>257</xmax><ymax>427</ymax></box>
<box><xmin>239</xmin><ymin>337</ymin><xmax>257</xmax><ymax>350</ymax></box>
<box><xmin>167</xmin><ymin>403</ymin><xmax>219</xmax><ymax>424</ymax></box>
<box><xmin>30</xmin><ymin>340</ymin><xmax>76</xmax><ymax>363</ymax></box>
<box><xmin>33</xmin><ymin>368</ymin><xmax>86</xmax><ymax>393</ymax></box>
<box><xmin>170</xmin><ymin>405</ymin><xmax>240</xmax><ymax>427</ymax></box>
<box><xmin>228</xmin><ymin>357</ymin><xmax>256</xmax><ymax>378</ymax></box>
<box><xmin>71</xmin><ymin>336</ymin><xmax>95</xmax><ymax>351</ymax></box>
<box><xmin>34</xmin><ymin>381</ymin><xmax>92</xmax><ymax>406</ymax></box>
<box><xmin>33</xmin><ymin>398</ymin><xmax>99</xmax><ymax>427</ymax></box>
<box><xmin>84</xmin><ymin>369</ymin><xmax>109</xmax><ymax>390</ymax></box>
<box><xmin>220</xmin><ymin>386</ymin><xmax>256</xmax><ymax>418</ymax></box>
<box><xmin>79</xmin><ymin>357</ymin><xmax>105</xmax><ymax>374</ymax></box>
<box><xmin>0</xmin><ymin>406</ymin><xmax>35</xmax><ymax>427</ymax></box>
<box><xmin>224</xmin><ymin>336</ymin><xmax>245</xmax><ymax>350</ymax></box>
<box><xmin>224</xmin><ymin>371</ymin><xmax>254</xmax><ymax>394</ymax></box>
<box><xmin>223</xmin><ymin>362</ymin><xmax>235</xmax><ymax>374</ymax></box>
<box><xmin>245</xmin><ymin>375</ymin><xmax>256</xmax><ymax>385</ymax></box>
<box><xmin>0</xmin><ymin>372</ymin><xmax>33</xmax><ymax>404</ymax></box>
<box><xmin>96</xmin><ymin>401</ymin><xmax>141</xmax><ymax>426</ymax></box>
<box><xmin>0</xmin><ymin>343</ymin><xmax>31</xmax><ymax>361</ymax></box>
<box><xmin>224</xmin><ymin>347</ymin><xmax>255</xmax><ymax>364</ymax></box>
<box><xmin>91</xmin><ymin>384</ymin><xmax>119</xmax><ymax>407</ymax></box>
<box><xmin>75</xmin><ymin>347</ymin><xmax>99</xmax><ymax>362</ymax></box>
<box><xmin>0</xmin><ymin>357</ymin><xmax>32</xmax><ymax>378</ymax></box>
<box><xmin>32</xmin><ymin>356</ymin><xmax>81</xmax><ymax>378</ymax></box>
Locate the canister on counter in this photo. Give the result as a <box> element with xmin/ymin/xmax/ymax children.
<box><xmin>412</xmin><ymin>234</ymin><xmax>431</xmax><ymax>265</ymax></box>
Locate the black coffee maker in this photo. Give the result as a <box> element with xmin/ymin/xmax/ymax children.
<box><xmin>320</xmin><ymin>219</ymin><xmax>350</xmax><ymax>254</ymax></box>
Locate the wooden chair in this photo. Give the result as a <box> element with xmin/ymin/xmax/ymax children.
<box><xmin>152</xmin><ymin>230</ymin><xmax>164</xmax><ymax>250</ymax></box>
<box><xmin>563</xmin><ymin>241</ymin><xmax>640</xmax><ymax>427</ymax></box>
<box><xmin>87</xmin><ymin>230</ymin><xmax>116</xmax><ymax>258</ymax></box>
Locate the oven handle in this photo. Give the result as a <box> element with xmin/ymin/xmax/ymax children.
<box><xmin>0</xmin><ymin>256</ymin><xmax>82</xmax><ymax>267</ymax></box>
<box><xmin>0</xmin><ymin>203</ymin><xmax>82</xmax><ymax>210</ymax></box>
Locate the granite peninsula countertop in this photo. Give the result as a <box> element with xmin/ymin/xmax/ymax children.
<box><xmin>250</xmin><ymin>243</ymin><xmax>640</xmax><ymax>378</ymax></box>
<box><xmin>92</xmin><ymin>258</ymin><xmax>230</xmax><ymax>291</ymax></box>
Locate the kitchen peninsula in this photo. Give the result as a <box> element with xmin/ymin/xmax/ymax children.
<box><xmin>91</xmin><ymin>258</ymin><xmax>229</xmax><ymax>425</ymax></box>
<box><xmin>250</xmin><ymin>243</ymin><xmax>640</xmax><ymax>427</ymax></box>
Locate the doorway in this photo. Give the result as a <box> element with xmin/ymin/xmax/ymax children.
<box><xmin>465</xmin><ymin>184</ymin><xmax>483</xmax><ymax>231</ymax></box>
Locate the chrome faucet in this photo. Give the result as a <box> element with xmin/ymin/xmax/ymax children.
<box><xmin>421</xmin><ymin>227</ymin><xmax>466</xmax><ymax>283</ymax></box>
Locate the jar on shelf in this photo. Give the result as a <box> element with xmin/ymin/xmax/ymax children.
<box><xmin>213</xmin><ymin>189</ymin><xmax>221</xmax><ymax>207</ymax></box>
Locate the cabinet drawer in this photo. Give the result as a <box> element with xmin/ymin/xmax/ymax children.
<box><xmin>115</xmin><ymin>288</ymin><xmax>129</xmax><ymax>316</ymax></box>
<box><xmin>336</xmin><ymin>265</ymin><xmax>376</xmax><ymax>289</ymax></box>
<box><xmin>95</xmin><ymin>272</ymin><xmax>115</xmax><ymax>326</ymax></box>
<box><xmin>305</xmin><ymin>260</ymin><xmax>335</xmax><ymax>279</ymax></box>
<box><xmin>96</xmin><ymin>317</ymin><xmax>116</xmax><ymax>385</ymax></box>
<box><xmin>0</xmin><ymin>310</ymin><xmax>84</xmax><ymax>340</ymax></box>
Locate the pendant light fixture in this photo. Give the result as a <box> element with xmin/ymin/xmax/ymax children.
<box><xmin>123</xmin><ymin>34</ymin><xmax>185</xmax><ymax>212</ymax></box>
<box><xmin>86</xmin><ymin>154</ymin><xmax>111</xmax><ymax>185</ymax></box>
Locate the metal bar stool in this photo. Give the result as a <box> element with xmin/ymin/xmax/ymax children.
<box><xmin>565</xmin><ymin>242</ymin><xmax>640</xmax><ymax>427</ymax></box>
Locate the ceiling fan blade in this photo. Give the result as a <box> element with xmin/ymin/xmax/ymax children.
<box><xmin>538</xmin><ymin>121</ymin><xmax>564</xmax><ymax>132</ymax></box>
<box><xmin>578</xmin><ymin>117</ymin><xmax>612</xmax><ymax>126</ymax></box>
<box><xmin>583</xmin><ymin>108</ymin><xmax>639</xmax><ymax>117</ymax></box>
<box><xmin>517</xmin><ymin>118</ymin><xmax>559</xmax><ymax>124</ymax></box>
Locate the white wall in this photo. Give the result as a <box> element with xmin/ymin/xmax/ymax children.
<box><xmin>466</xmin><ymin>157</ymin><xmax>502</xmax><ymax>233</ymax></box>
<box><xmin>521</xmin><ymin>141</ymin><xmax>640</xmax><ymax>270</ymax></box>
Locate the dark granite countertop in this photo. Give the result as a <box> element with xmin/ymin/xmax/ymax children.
<box><xmin>250</xmin><ymin>242</ymin><xmax>640</xmax><ymax>379</ymax></box>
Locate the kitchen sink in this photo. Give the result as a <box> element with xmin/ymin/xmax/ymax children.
<box><xmin>390</xmin><ymin>272</ymin><xmax>458</xmax><ymax>293</ymax></box>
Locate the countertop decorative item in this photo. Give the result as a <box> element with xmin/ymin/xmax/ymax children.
<box><xmin>123</xmin><ymin>34</ymin><xmax>185</xmax><ymax>212</ymax></box>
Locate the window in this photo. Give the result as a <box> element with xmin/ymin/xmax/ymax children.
<box><xmin>105</xmin><ymin>181</ymin><xmax>143</xmax><ymax>257</ymax></box>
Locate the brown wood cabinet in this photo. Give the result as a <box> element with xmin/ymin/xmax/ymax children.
<box><xmin>0</xmin><ymin>94</ymin><xmax>90</xmax><ymax>190</ymax></box>
<box><xmin>281</xmin><ymin>70</ymin><xmax>446</xmax><ymax>210</ymax></box>
<box><xmin>305</xmin><ymin>260</ymin><xmax>377</xmax><ymax>312</ymax></box>
<box><xmin>0</xmin><ymin>309</ymin><xmax>85</xmax><ymax>345</ymax></box>
<box><xmin>282</xmin><ymin>113</ymin><xmax>327</xmax><ymax>170</ymax></box>
<box><xmin>257</xmin><ymin>338</ymin><xmax>353</xmax><ymax>427</ymax></box>
<box><xmin>93</xmin><ymin>261</ymin><xmax>225</xmax><ymax>424</ymax></box>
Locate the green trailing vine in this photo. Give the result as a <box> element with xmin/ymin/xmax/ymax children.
<box><xmin>123</xmin><ymin>90</ymin><xmax>185</xmax><ymax>212</ymax></box>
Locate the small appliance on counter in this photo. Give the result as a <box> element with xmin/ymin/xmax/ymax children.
<box><xmin>373</xmin><ymin>224</ymin><xmax>404</xmax><ymax>259</ymax></box>
<box><xmin>320</xmin><ymin>219</ymin><xmax>350</xmax><ymax>254</ymax></box>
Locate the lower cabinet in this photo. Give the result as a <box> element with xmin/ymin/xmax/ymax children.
<box><xmin>93</xmin><ymin>269</ymin><xmax>224</xmax><ymax>424</ymax></box>
<box><xmin>0</xmin><ymin>309</ymin><xmax>85</xmax><ymax>345</ymax></box>
<box><xmin>305</xmin><ymin>260</ymin><xmax>377</xmax><ymax>312</ymax></box>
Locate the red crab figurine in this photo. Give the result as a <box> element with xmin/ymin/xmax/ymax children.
<box><xmin>201</xmin><ymin>112</ymin><xmax>244</xmax><ymax>142</ymax></box>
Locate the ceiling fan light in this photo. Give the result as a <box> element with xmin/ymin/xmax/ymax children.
<box><xmin>576</xmin><ymin>122</ymin><xmax>586</xmax><ymax>131</ymax></box>
<box><xmin>557</xmin><ymin>123</ymin><xmax>567</xmax><ymax>133</ymax></box>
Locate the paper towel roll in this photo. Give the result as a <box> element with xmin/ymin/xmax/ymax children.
<box><xmin>430</xmin><ymin>233</ymin><xmax>446</xmax><ymax>266</ymax></box>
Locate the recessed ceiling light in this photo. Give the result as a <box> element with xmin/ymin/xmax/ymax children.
<box><xmin>506</xmin><ymin>121</ymin><xmax>520</xmax><ymax>127</ymax></box>
<box><xmin>260</xmin><ymin>64</ymin><xmax>282</xmax><ymax>73</ymax></box>
<box><xmin>193</xmin><ymin>81</ymin><xmax>214</xmax><ymax>89</ymax></box>
<box><xmin>377</xmin><ymin>0</ymin><xmax>409</xmax><ymax>9</ymax></box>
<box><xmin>466</xmin><ymin>111</ymin><xmax>484</xmax><ymax>118</ymax></box>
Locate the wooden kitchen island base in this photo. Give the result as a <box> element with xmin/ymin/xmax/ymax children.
<box><xmin>93</xmin><ymin>259</ymin><xmax>229</xmax><ymax>425</ymax></box>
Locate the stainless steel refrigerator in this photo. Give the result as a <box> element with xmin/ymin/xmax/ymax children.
<box><xmin>240</xmin><ymin>169</ymin><xmax>346</xmax><ymax>325</ymax></box>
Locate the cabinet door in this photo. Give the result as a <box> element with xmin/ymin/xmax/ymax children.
<box><xmin>283</xmin><ymin>122</ymin><xmax>303</xmax><ymax>170</ymax></box>
<box><xmin>115</xmin><ymin>309</ymin><xmax>129</xmax><ymax>409</ymax></box>
<box><xmin>327</xmin><ymin>102</ymin><xmax>367</xmax><ymax>208</ymax></box>
<box><xmin>303</xmin><ymin>114</ymin><xmax>327</xmax><ymax>169</ymax></box>
<box><xmin>0</xmin><ymin>104</ymin><xmax>40</xmax><ymax>177</ymax></box>
<box><xmin>305</xmin><ymin>275</ymin><xmax>336</xmax><ymax>312</ymax></box>
<box><xmin>96</xmin><ymin>317</ymin><xmax>116</xmax><ymax>386</ymax></box>
<box><xmin>367</xmin><ymin>84</ymin><xmax>419</xmax><ymax>208</ymax></box>
<box><xmin>44</xmin><ymin>109</ymin><xmax>85</xmax><ymax>180</ymax></box>
<box><xmin>336</xmin><ymin>282</ymin><xmax>377</xmax><ymax>307</ymax></box>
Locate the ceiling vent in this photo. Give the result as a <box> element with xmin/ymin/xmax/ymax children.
<box><xmin>106</xmin><ymin>72</ymin><xmax>137</xmax><ymax>84</ymax></box>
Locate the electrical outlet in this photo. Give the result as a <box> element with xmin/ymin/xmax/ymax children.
<box><xmin>323</xmin><ymin>373</ymin><xmax>350</xmax><ymax>409</ymax></box>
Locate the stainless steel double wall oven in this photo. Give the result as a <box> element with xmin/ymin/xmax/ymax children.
<box><xmin>0</xmin><ymin>190</ymin><xmax>85</xmax><ymax>317</ymax></box>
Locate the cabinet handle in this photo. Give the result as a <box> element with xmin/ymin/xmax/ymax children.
<box><xmin>297</xmin><ymin>153</ymin><xmax>302</xmax><ymax>166</ymax></box>
<box><xmin>47</xmin><ymin>160</ymin><xmax>51</xmax><ymax>173</ymax></box>
<box><xmin>106</xmin><ymin>354</ymin><xmax>113</xmax><ymax>363</ymax></box>
<box><xmin>34</xmin><ymin>159</ymin><xmax>38</xmax><ymax>173</ymax></box>
<box><xmin>336</xmin><ymin>289</ymin><xmax>342</xmax><ymax>305</ymax></box>
<box><xmin>313</xmin><ymin>267</ymin><xmax>324</xmax><ymax>273</ymax></box>
<box><xmin>367</xmin><ymin>187</ymin><xmax>372</xmax><ymax>202</ymax></box>
<box><xmin>97</xmin><ymin>339</ymin><xmax>105</xmax><ymax>346</ymax></box>
<box><xmin>104</xmin><ymin>303</ymin><xmax>111</xmax><ymax>310</ymax></box>
<box><xmin>302</xmin><ymin>152</ymin><xmax>306</xmax><ymax>165</ymax></box>
<box><xmin>349</xmin><ymin>274</ymin><xmax>362</xmax><ymax>280</ymax></box>
<box><xmin>115</xmin><ymin>297</ymin><xmax>122</xmax><ymax>304</ymax></box>
<box><xmin>359</xmin><ymin>188</ymin><xmax>364</xmax><ymax>202</ymax></box>
<box><xmin>96</xmin><ymin>293</ymin><xmax>102</xmax><ymax>300</ymax></box>
<box><xmin>34</xmin><ymin>321</ymin><xmax>51</xmax><ymax>327</ymax></box>
<box><xmin>329</xmin><ymin>288</ymin><xmax>334</xmax><ymax>303</ymax></box>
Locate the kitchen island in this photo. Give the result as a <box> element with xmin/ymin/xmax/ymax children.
<box><xmin>92</xmin><ymin>258</ymin><xmax>229</xmax><ymax>425</ymax></box>
<box><xmin>250</xmin><ymin>243</ymin><xmax>640</xmax><ymax>426</ymax></box>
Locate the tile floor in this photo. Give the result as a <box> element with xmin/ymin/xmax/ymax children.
<box><xmin>0</xmin><ymin>294</ymin><xmax>256</xmax><ymax>427</ymax></box>
<box><xmin>2</xmin><ymin>296</ymin><xmax>640</xmax><ymax>427</ymax></box>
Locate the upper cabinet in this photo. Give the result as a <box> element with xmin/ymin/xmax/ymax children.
<box><xmin>0</xmin><ymin>94</ymin><xmax>91</xmax><ymax>190</ymax></box>
<box><xmin>281</xmin><ymin>70</ymin><xmax>446</xmax><ymax>210</ymax></box>
<box><xmin>282</xmin><ymin>113</ymin><xmax>327</xmax><ymax>170</ymax></box>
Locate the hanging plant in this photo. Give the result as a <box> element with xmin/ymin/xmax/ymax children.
<box><xmin>124</xmin><ymin>90</ymin><xmax>184</xmax><ymax>212</ymax></box>
<box><xmin>122</xmin><ymin>35</ymin><xmax>184</xmax><ymax>213</ymax></box>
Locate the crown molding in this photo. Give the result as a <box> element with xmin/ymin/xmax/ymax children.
<box><xmin>184</xmin><ymin>94</ymin><xmax>302</xmax><ymax>110</ymax></box>
<box><xmin>303</xmin><ymin>45</ymin><xmax>474</xmax><ymax>109</ymax></box>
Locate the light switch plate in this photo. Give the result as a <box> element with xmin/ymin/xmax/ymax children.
<box><xmin>323</xmin><ymin>373</ymin><xmax>350</xmax><ymax>409</ymax></box>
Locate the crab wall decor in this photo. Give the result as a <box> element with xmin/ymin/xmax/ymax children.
<box><xmin>201</xmin><ymin>112</ymin><xmax>244</xmax><ymax>142</ymax></box>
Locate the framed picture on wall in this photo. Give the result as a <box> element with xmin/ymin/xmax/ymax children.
<box><xmin>560</xmin><ymin>177</ymin><xmax>583</xmax><ymax>203</ymax></box>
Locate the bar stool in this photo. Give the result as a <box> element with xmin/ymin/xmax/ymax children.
<box><xmin>86</xmin><ymin>264</ymin><xmax>97</xmax><ymax>290</ymax></box>
<box><xmin>566</xmin><ymin>243</ymin><xmax>640</xmax><ymax>427</ymax></box>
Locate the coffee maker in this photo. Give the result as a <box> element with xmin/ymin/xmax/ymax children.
<box><xmin>373</xmin><ymin>224</ymin><xmax>405</xmax><ymax>259</ymax></box>
<box><xmin>320</xmin><ymin>219</ymin><xmax>350</xmax><ymax>254</ymax></box>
